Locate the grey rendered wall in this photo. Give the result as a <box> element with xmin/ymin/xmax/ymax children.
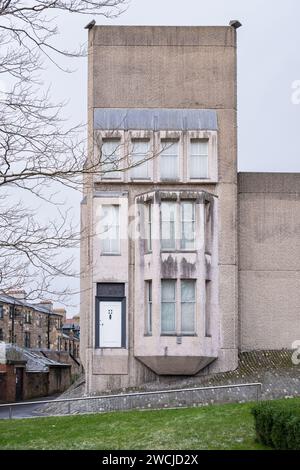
<box><xmin>238</xmin><ymin>173</ymin><xmax>300</xmax><ymax>350</ymax></box>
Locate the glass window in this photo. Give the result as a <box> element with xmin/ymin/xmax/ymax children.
<box><xmin>161</xmin><ymin>280</ymin><xmax>176</xmax><ymax>334</ymax></box>
<box><xmin>9</xmin><ymin>306</ymin><xmax>14</xmax><ymax>319</ymax></box>
<box><xmin>160</xmin><ymin>140</ymin><xmax>179</xmax><ymax>180</ymax></box>
<box><xmin>130</xmin><ymin>140</ymin><xmax>150</xmax><ymax>179</ymax></box>
<box><xmin>101</xmin><ymin>205</ymin><xmax>120</xmax><ymax>254</ymax></box>
<box><xmin>0</xmin><ymin>305</ymin><xmax>3</xmax><ymax>319</ymax></box>
<box><xmin>0</xmin><ymin>329</ymin><xmax>3</xmax><ymax>341</ymax></box>
<box><xmin>181</xmin><ymin>202</ymin><xmax>195</xmax><ymax>250</ymax></box>
<box><xmin>161</xmin><ymin>202</ymin><xmax>176</xmax><ymax>250</ymax></box>
<box><xmin>145</xmin><ymin>204</ymin><xmax>152</xmax><ymax>252</ymax></box>
<box><xmin>24</xmin><ymin>332</ymin><xmax>31</xmax><ymax>348</ymax></box>
<box><xmin>101</xmin><ymin>139</ymin><xmax>121</xmax><ymax>179</ymax></box>
<box><xmin>146</xmin><ymin>281</ymin><xmax>152</xmax><ymax>335</ymax></box>
<box><xmin>189</xmin><ymin>139</ymin><xmax>208</xmax><ymax>179</ymax></box>
<box><xmin>181</xmin><ymin>280</ymin><xmax>196</xmax><ymax>334</ymax></box>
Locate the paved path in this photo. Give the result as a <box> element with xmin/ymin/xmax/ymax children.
<box><xmin>0</xmin><ymin>395</ymin><xmax>59</xmax><ymax>420</ymax></box>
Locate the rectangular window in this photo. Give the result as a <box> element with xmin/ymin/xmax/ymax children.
<box><xmin>161</xmin><ymin>280</ymin><xmax>176</xmax><ymax>334</ymax></box>
<box><xmin>9</xmin><ymin>306</ymin><xmax>14</xmax><ymax>319</ymax></box>
<box><xmin>38</xmin><ymin>335</ymin><xmax>42</xmax><ymax>348</ymax></box>
<box><xmin>161</xmin><ymin>202</ymin><xmax>176</xmax><ymax>250</ymax></box>
<box><xmin>0</xmin><ymin>329</ymin><xmax>3</xmax><ymax>341</ymax></box>
<box><xmin>189</xmin><ymin>139</ymin><xmax>208</xmax><ymax>179</ymax></box>
<box><xmin>205</xmin><ymin>280</ymin><xmax>211</xmax><ymax>337</ymax></box>
<box><xmin>146</xmin><ymin>281</ymin><xmax>152</xmax><ymax>335</ymax></box>
<box><xmin>181</xmin><ymin>202</ymin><xmax>195</xmax><ymax>250</ymax></box>
<box><xmin>181</xmin><ymin>280</ymin><xmax>196</xmax><ymax>334</ymax></box>
<box><xmin>160</xmin><ymin>140</ymin><xmax>179</xmax><ymax>180</ymax></box>
<box><xmin>101</xmin><ymin>205</ymin><xmax>120</xmax><ymax>254</ymax></box>
<box><xmin>130</xmin><ymin>140</ymin><xmax>150</xmax><ymax>179</ymax></box>
<box><xmin>0</xmin><ymin>305</ymin><xmax>3</xmax><ymax>319</ymax></box>
<box><xmin>146</xmin><ymin>204</ymin><xmax>152</xmax><ymax>252</ymax></box>
<box><xmin>24</xmin><ymin>332</ymin><xmax>31</xmax><ymax>348</ymax></box>
<box><xmin>101</xmin><ymin>139</ymin><xmax>121</xmax><ymax>179</ymax></box>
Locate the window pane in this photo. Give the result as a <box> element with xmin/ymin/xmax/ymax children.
<box><xmin>160</xmin><ymin>140</ymin><xmax>178</xmax><ymax>179</ymax></box>
<box><xmin>146</xmin><ymin>281</ymin><xmax>152</xmax><ymax>335</ymax></box>
<box><xmin>181</xmin><ymin>280</ymin><xmax>195</xmax><ymax>334</ymax></box>
<box><xmin>181</xmin><ymin>202</ymin><xmax>195</xmax><ymax>249</ymax></box>
<box><xmin>101</xmin><ymin>205</ymin><xmax>120</xmax><ymax>254</ymax></box>
<box><xmin>130</xmin><ymin>140</ymin><xmax>149</xmax><ymax>179</ymax></box>
<box><xmin>161</xmin><ymin>303</ymin><xmax>176</xmax><ymax>333</ymax></box>
<box><xmin>181</xmin><ymin>280</ymin><xmax>195</xmax><ymax>301</ymax></box>
<box><xmin>161</xmin><ymin>280</ymin><xmax>176</xmax><ymax>334</ymax></box>
<box><xmin>189</xmin><ymin>140</ymin><xmax>208</xmax><ymax>179</ymax></box>
<box><xmin>161</xmin><ymin>202</ymin><xmax>176</xmax><ymax>250</ymax></box>
<box><xmin>162</xmin><ymin>280</ymin><xmax>176</xmax><ymax>301</ymax></box>
<box><xmin>102</xmin><ymin>139</ymin><xmax>121</xmax><ymax>179</ymax></box>
<box><xmin>181</xmin><ymin>303</ymin><xmax>195</xmax><ymax>333</ymax></box>
<box><xmin>146</xmin><ymin>204</ymin><xmax>152</xmax><ymax>252</ymax></box>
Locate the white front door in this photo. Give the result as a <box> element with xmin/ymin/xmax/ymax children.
<box><xmin>99</xmin><ymin>301</ymin><xmax>122</xmax><ymax>348</ymax></box>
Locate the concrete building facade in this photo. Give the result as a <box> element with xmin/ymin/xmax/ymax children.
<box><xmin>80</xmin><ymin>25</ymin><xmax>299</xmax><ymax>394</ymax></box>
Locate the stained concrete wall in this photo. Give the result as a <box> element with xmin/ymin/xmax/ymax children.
<box><xmin>238</xmin><ymin>173</ymin><xmax>300</xmax><ymax>351</ymax></box>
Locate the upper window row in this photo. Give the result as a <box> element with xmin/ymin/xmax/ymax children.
<box><xmin>100</xmin><ymin>137</ymin><xmax>212</xmax><ymax>181</ymax></box>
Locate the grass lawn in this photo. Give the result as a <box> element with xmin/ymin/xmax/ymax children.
<box><xmin>0</xmin><ymin>399</ymin><xmax>291</xmax><ymax>450</ymax></box>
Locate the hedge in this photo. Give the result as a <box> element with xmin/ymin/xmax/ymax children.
<box><xmin>251</xmin><ymin>401</ymin><xmax>300</xmax><ymax>449</ymax></box>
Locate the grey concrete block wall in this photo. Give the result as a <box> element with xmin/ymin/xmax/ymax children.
<box><xmin>238</xmin><ymin>173</ymin><xmax>300</xmax><ymax>351</ymax></box>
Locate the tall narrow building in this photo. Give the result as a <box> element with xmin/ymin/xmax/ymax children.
<box><xmin>81</xmin><ymin>24</ymin><xmax>239</xmax><ymax>393</ymax></box>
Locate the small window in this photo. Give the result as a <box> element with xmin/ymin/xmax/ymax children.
<box><xmin>130</xmin><ymin>140</ymin><xmax>150</xmax><ymax>179</ymax></box>
<box><xmin>24</xmin><ymin>332</ymin><xmax>31</xmax><ymax>348</ymax></box>
<box><xmin>160</xmin><ymin>140</ymin><xmax>179</xmax><ymax>180</ymax></box>
<box><xmin>161</xmin><ymin>280</ymin><xmax>176</xmax><ymax>334</ymax></box>
<box><xmin>101</xmin><ymin>205</ymin><xmax>120</xmax><ymax>254</ymax></box>
<box><xmin>101</xmin><ymin>139</ymin><xmax>121</xmax><ymax>179</ymax></box>
<box><xmin>181</xmin><ymin>202</ymin><xmax>195</xmax><ymax>250</ymax></box>
<box><xmin>145</xmin><ymin>204</ymin><xmax>153</xmax><ymax>252</ymax></box>
<box><xmin>0</xmin><ymin>329</ymin><xmax>3</xmax><ymax>341</ymax></box>
<box><xmin>189</xmin><ymin>139</ymin><xmax>208</xmax><ymax>179</ymax></box>
<box><xmin>146</xmin><ymin>281</ymin><xmax>152</xmax><ymax>335</ymax></box>
<box><xmin>161</xmin><ymin>202</ymin><xmax>176</xmax><ymax>250</ymax></box>
<box><xmin>0</xmin><ymin>305</ymin><xmax>3</xmax><ymax>319</ymax></box>
<box><xmin>9</xmin><ymin>306</ymin><xmax>14</xmax><ymax>319</ymax></box>
<box><xmin>181</xmin><ymin>280</ymin><xmax>196</xmax><ymax>334</ymax></box>
<box><xmin>38</xmin><ymin>335</ymin><xmax>42</xmax><ymax>348</ymax></box>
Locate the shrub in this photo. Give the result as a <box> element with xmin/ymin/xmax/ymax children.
<box><xmin>252</xmin><ymin>401</ymin><xmax>300</xmax><ymax>450</ymax></box>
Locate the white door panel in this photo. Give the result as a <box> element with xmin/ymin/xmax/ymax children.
<box><xmin>99</xmin><ymin>301</ymin><xmax>122</xmax><ymax>347</ymax></box>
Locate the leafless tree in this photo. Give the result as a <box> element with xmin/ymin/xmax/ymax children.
<box><xmin>0</xmin><ymin>1</ymin><xmax>129</xmax><ymax>302</ymax></box>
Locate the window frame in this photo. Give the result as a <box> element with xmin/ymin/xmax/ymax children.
<box><xmin>159</xmin><ymin>138</ymin><xmax>180</xmax><ymax>181</ymax></box>
<box><xmin>160</xmin><ymin>201</ymin><xmax>177</xmax><ymax>251</ymax></box>
<box><xmin>180</xmin><ymin>279</ymin><xmax>196</xmax><ymax>335</ymax></box>
<box><xmin>145</xmin><ymin>280</ymin><xmax>153</xmax><ymax>335</ymax></box>
<box><xmin>180</xmin><ymin>201</ymin><xmax>196</xmax><ymax>250</ymax></box>
<box><xmin>0</xmin><ymin>305</ymin><xmax>3</xmax><ymax>319</ymax></box>
<box><xmin>188</xmin><ymin>138</ymin><xmax>209</xmax><ymax>180</ymax></box>
<box><xmin>100</xmin><ymin>137</ymin><xmax>123</xmax><ymax>180</ymax></box>
<box><xmin>129</xmin><ymin>138</ymin><xmax>151</xmax><ymax>180</ymax></box>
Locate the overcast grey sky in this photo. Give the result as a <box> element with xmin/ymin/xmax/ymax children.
<box><xmin>53</xmin><ymin>0</ymin><xmax>300</xmax><ymax>173</ymax></box>
<box><xmin>18</xmin><ymin>0</ymin><xmax>300</xmax><ymax>316</ymax></box>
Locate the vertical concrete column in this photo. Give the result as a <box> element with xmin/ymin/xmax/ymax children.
<box><xmin>196</xmin><ymin>198</ymin><xmax>206</xmax><ymax>339</ymax></box>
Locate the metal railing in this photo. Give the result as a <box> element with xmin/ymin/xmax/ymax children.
<box><xmin>0</xmin><ymin>382</ymin><xmax>263</xmax><ymax>419</ymax></box>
